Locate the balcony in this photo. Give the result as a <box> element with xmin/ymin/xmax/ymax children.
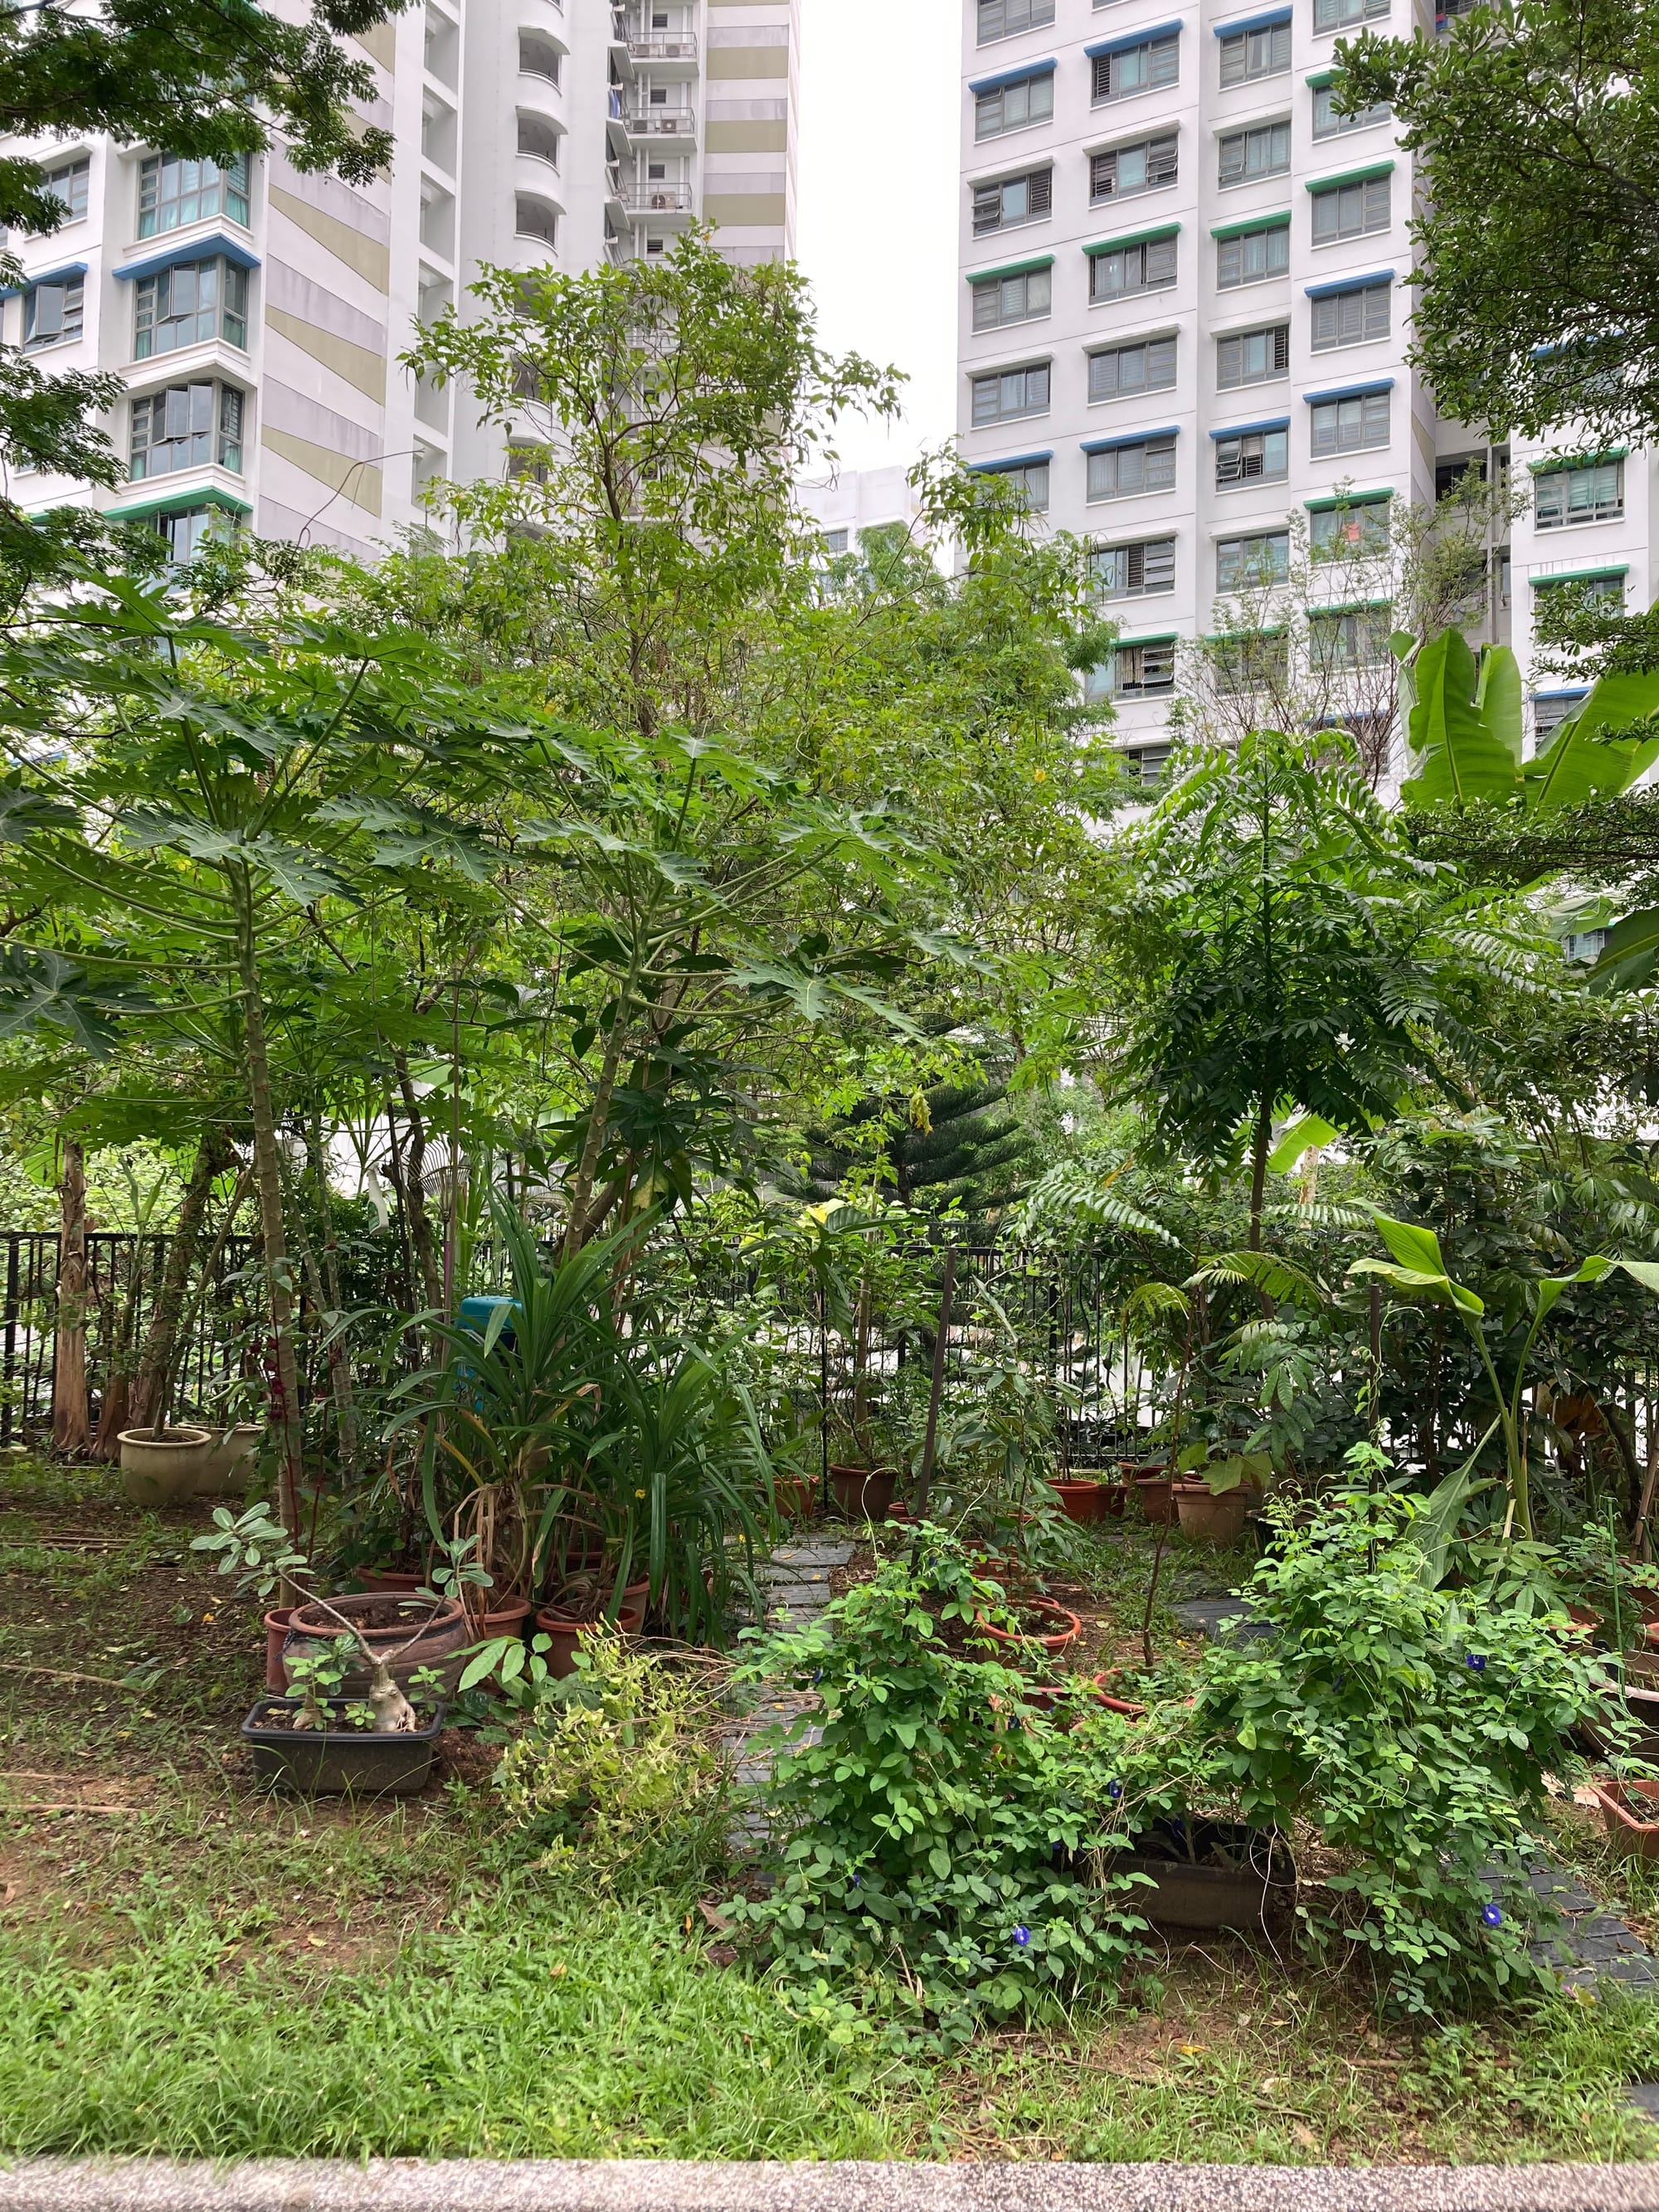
<box><xmin>624</xmin><ymin>105</ymin><xmax>695</xmax><ymax>141</ymax></box>
<box><xmin>620</xmin><ymin>180</ymin><xmax>693</xmax><ymax>214</ymax></box>
<box><xmin>625</xmin><ymin>32</ymin><xmax>698</xmax><ymax>66</ymax></box>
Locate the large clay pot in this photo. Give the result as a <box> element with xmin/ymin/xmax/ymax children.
<box><xmin>829</xmin><ymin>1463</ymin><xmax>896</xmax><ymax>1522</ymax></box>
<box><xmin>118</xmin><ymin>1426</ymin><xmax>213</xmax><ymax>1508</ymax></box>
<box><xmin>264</xmin><ymin>1606</ymin><xmax>295</xmax><ymax>1693</ymax></box>
<box><xmin>283</xmin><ymin>1592</ymin><xmax>470</xmax><ymax>1697</ymax></box>
<box><xmin>195</xmin><ymin>1423</ymin><xmax>262</xmax><ymax>1498</ymax></box>
<box><xmin>978</xmin><ymin>1599</ymin><xmax>1082</xmax><ymax>1658</ymax></box>
<box><xmin>1132</xmin><ymin>1474</ymin><xmax>1175</xmax><ymax>1526</ymax></box>
<box><xmin>1048</xmin><ymin>1478</ymin><xmax>1107</xmax><ymax>1524</ymax></box>
<box><xmin>534</xmin><ymin>1602</ymin><xmax>645</xmax><ymax>1680</ymax></box>
<box><xmin>1174</xmin><ymin>1481</ymin><xmax>1251</xmax><ymax>1547</ymax></box>
<box><xmin>358</xmin><ymin>1568</ymin><xmax>425</xmax><ymax>1593</ymax></box>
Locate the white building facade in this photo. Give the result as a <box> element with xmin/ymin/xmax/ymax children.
<box><xmin>1</xmin><ymin>0</ymin><xmax>799</xmax><ymax>560</ymax></box>
<box><xmin>956</xmin><ymin>0</ymin><xmax>1652</xmax><ymax>778</ymax></box>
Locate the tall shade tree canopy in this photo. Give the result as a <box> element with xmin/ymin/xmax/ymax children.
<box><xmin>1339</xmin><ymin>0</ymin><xmax>1659</xmax><ymax>449</ymax></box>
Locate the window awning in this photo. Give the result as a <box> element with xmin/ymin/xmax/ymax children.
<box><xmin>1086</xmin><ymin>17</ymin><xmax>1182</xmax><ymax>56</ymax></box>
<box><xmin>970</xmin><ymin>57</ymin><xmax>1058</xmax><ymax>93</ymax></box>
<box><xmin>1306</xmin><ymin>268</ymin><xmax>1393</xmax><ymax>299</ymax></box>
<box><xmin>1303</xmin><ymin>377</ymin><xmax>1394</xmax><ymax>404</ymax></box>
<box><xmin>1083</xmin><ymin>222</ymin><xmax>1180</xmax><ymax>256</ymax></box>
<box><xmin>1209</xmin><ymin>416</ymin><xmax>1291</xmax><ymax>440</ymax></box>
<box><xmin>1305</xmin><ymin>486</ymin><xmax>1394</xmax><ymax>510</ymax></box>
<box><xmin>968</xmin><ymin>451</ymin><xmax>1052</xmax><ymax>472</ymax></box>
<box><xmin>113</xmin><ymin>231</ymin><xmax>261</xmax><ymax>282</ymax></box>
<box><xmin>1213</xmin><ymin>5</ymin><xmax>1291</xmax><ymax>32</ymax></box>
<box><xmin>1082</xmin><ymin>427</ymin><xmax>1179</xmax><ymax>454</ymax></box>
<box><xmin>966</xmin><ymin>254</ymin><xmax>1054</xmax><ymax>284</ymax></box>
<box><xmin>1210</xmin><ymin>208</ymin><xmax>1291</xmax><ymax>239</ymax></box>
<box><xmin>1306</xmin><ymin>158</ymin><xmax>1395</xmax><ymax>193</ymax></box>
<box><xmin>0</xmin><ymin>259</ymin><xmax>86</xmax><ymax>300</ymax></box>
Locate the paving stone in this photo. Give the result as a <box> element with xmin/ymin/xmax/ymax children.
<box><xmin>1170</xmin><ymin>1597</ymin><xmax>1271</xmax><ymax>1644</ymax></box>
<box><xmin>770</xmin><ymin>1540</ymin><xmax>854</xmax><ymax>1568</ymax></box>
<box><xmin>1627</xmin><ymin>2083</ymin><xmax>1659</xmax><ymax>2119</ymax></box>
<box><xmin>1525</xmin><ymin>1855</ymin><xmax>1659</xmax><ymax>1996</ymax></box>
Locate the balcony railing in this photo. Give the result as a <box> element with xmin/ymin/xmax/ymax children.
<box><xmin>621</xmin><ymin>181</ymin><xmax>693</xmax><ymax>212</ymax></box>
<box><xmin>625</xmin><ymin>107</ymin><xmax>695</xmax><ymax>136</ymax></box>
<box><xmin>626</xmin><ymin>33</ymin><xmax>698</xmax><ymax>60</ymax></box>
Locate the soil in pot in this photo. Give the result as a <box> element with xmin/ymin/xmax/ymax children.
<box><xmin>978</xmin><ymin>1599</ymin><xmax>1082</xmax><ymax>1658</ymax></box>
<box><xmin>118</xmin><ymin>1425</ymin><xmax>213</xmax><ymax>1509</ymax></box>
<box><xmin>241</xmin><ymin>1695</ymin><xmax>445</xmax><ymax>1796</ymax></box>
<box><xmin>1119</xmin><ymin>1815</ymin><xmax>1293</xmax><ymax>1931</ymax></box>
<box><xmin>195</xmin><ymin>1423</ymin><xmax>262</xmax><ymax>1498</ymax></box>
<box><xmin>282</xmin><ymin>1592</ymin><xmax>469</xmax><ymax>1697</ymax></box>
<box><xmin>830</xmin><ymin>1464</ymin><xmax>896</xmax><ymax>1522</ymax></box>
<box><xmin>1131</xmin><ymin>1474</ymin><xmax>1175</xmax><ymax>1527</ymax></box>
<box><xmin>1048</xmin><ymin>1479</ymin><xmax>1108</xmax><ymax>1525</ymax></box>
<box><xmin>1174</xmin><ymin>1482</ymin><xmax>1252</xmax><ymax>1547</ymax></box>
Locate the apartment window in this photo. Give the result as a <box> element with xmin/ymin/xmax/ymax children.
<box><xmin>1310</xmin><ymin>498</ymin><xmax>1391</xmax><ymax>557</ymax></box>
<box><xmin>137</xmin><ymin>152</ymin><xmax>251</xmax><ymax>238</ymax></box>
<box><xmin>1535</xmin><ymin>570</ymin><xmax>1625</xmax><ymax>610</ymax></box>
<box><xmin>1533</xmin><ymin>691</ymin><xmax>1588</xmax><ymax>743</ymax></box>
<box><xmin>978</xmin><ymin>0</ymin><xmax>1055</xmax><ymax>38</ymax></box>
<box><xmin>153</xmin><ymin>503</ymin><xmax>233</xmax><ymax>563</ymax></box>
<box><xmin>823</xmin><ymin>527</ymin><xmax>850</xmax><ymax>555</ymax></box>
<box><xmin>1089</xmin><ymin>231</ymin><xmax>1177</xmax><ymax>302</ymax></box>
<box><xmin>1216</xmin><ymin>221</ymin><xmax>1289</xmax><ymax>288</ymax></box>
<box><xmin>973</xmin><ymin>168</ymin><xmax>1053</xmax><ymax>234</ymax></box>
<box><xmin>1092</xmin><ymin>639</ymin><xmax>1177</xmax><ymax>697</ymax></box>
<box><xmin>518</xmin><ymin>115</ymin><xmax>562</xmax><ymax>166</ymax></box>
<box><xmin>976</xmin><ymin>459</ymin><xmax>1050</xmax><ymax>512</ymax></box>
<box><xmin>976</xmin><ymin>70</ymin><xmax>1055</xmax><ymax>139</ymax></box>
<box><xmin>519</xmin><ymin>33</ymin><xmax>562</xmax><ymax>85</ymax></box>
<box><xmin>1215</xmin><ymin>426</ymin><xmax>1288</xmax><ymax>485</ymax></box>
<box><xmin>1219</xmin><ymin>121</ymin><xmax>1291</xmax><ymax>187</ymax></box>
<box><xmin>1310</xmin><ymin>605</ymin><xmax>1391</xmax><ymax>671</ymax></box>
<box><xmin>516</xmin><ymin>196</ymin><xmax>558</xmax><ymax>247</ymax></box>
<box><xmin>1312</xmin><ymin>81</ymin><xmax>1389</xmax><ymax>136</ymax></box>
<box><xmin>1120</xmin><ymin>743</ymin><xmax>1173</xmax><ymax>785</ymax></box>
<box><xmin>41</xmin><ymin>157</ymin><xmax>90</xmax><ymax>225</ymax></box>
<box><xmin>1092</xmin><ymin>537</ymin><xmax>1177</xmax><ymax>598</ymax></box>
<box><xmin>1310</xmin><ymin>387</ymin><xmax>1391</xmax><ymax>455</ymax></box>
<box><xmin>1216</xmin><ymin>323</ymin><xmax>1289</xmax><ymax>388</ymax></box>
<box><xmin>129</xmin><ymin>380</ymin><xmax>245</xmax><ymax>478</ymax></box>
<box><xmin>1087</xmin><ymin>435</ymin><xmax>1177</xmax><ymax>501</ymax></box>
<box><xmin>1092</xmin><ymin>34</ymin><xmax>1180</xmax><ymax>105</ymax></box>
<box><xmin>971</xmin><ymin>264</ymin><xmax>1052</xmax><ymax>329</ymax></box>
<box><xmin>1534</xmin><ymin>459</ymin><xmax>1624</xmax><ymax>528</ymax></box>
<box><xmin>1435</xmin><ymin>451</ymin><xmax>1488</xmax><ymax>500</ymax></box>
<box><xmin>1219</xmin><ymin>22</ymin><xmax>1291</xmax><ymax>85</ymax></box>
<box><xmin>1090</xmin><ymin>134</ymin><xmax>1178</xmax><ymax>203</ymax></box>
<box><xmin>1311</xmin><ymin>280</ymin><xmax>1390</xmax><ymax>350</ymax></box>
<box><xmin>1088</xmin><ymin>334</ymin><xmax>1177</xmax><ymax>401</ymax></box>
<box><xmin>134</xmin><ymin>258</ymin><xmax>248</xmax><ymax>358</ymax></box>
<box><xmin>22</xmin><ymin>275</ymin><xmax>84</xmax><ymax>350</ymax></box>
<box><xmin>1311</xmin><ymin>173</ymin><xmax>1390</xmax><ymax>243</ymax></box>
<box><xmin>1213</xmin><ymin>630</ymin><xmax>1289</xmax><ymax>693</ymax></box>
<box><xmin>1215</xmin><ymin>530</ymin><xmax>1289</xmax><ymax>589</ymax></box>
<box><xmin>972</xmin><ymin>362</ymin><xmax>1051</xmax><ymax>425</ymax></box>
<box><xmin>1315</xmin><ymin>0</ymin><xmax>1389</xmax><ymax>26</ymax></box>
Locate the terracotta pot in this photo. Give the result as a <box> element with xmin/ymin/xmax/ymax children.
<box><xmin>1174</xmin><ymin>1481</ymin><xmax>1251</xmax><ymax>1547</ymax></box>
<box><xmin>118</xmin><ymin>1425</ymin><xmax>214</xmax><ymax>1508</ymax></box>
<box><xmin>1048</xmin><ymin>1478</ymin><xmax>1108</xmax><ymax>1524</ymax></box>
<box><xmin>534</xmin><ymin>1603</ymin><xmax>643</xmax><ymax>1680</ymax></box>
<box><xmin>1132</xmin><ymin>1474</ymin><xmax>1175</xmax><ymax>1526</ymax></box>
<box><xmin>283</xmin><ymin>1592</ymin><xmax>470</xmax><ymax>1696</ymax></box>
<box><xmin>477</xmin><ymin>1596</ymin><xmax>533</xmax><ymax>1640</ymax></box>
<box><xmin>358</xmin><ymin>1568</ymin><xmax>424</xmax><ymax>1594</ymax></box>
<box><xmin>194</xmin><ymin>1423</ymin><xmax>262</xmax><ymax>1498</ymax></box>
<box><xmin>979</xmin><ymin>1599</ymin><xmax>1082</xmax><ymax>1657</ymax></box>
<box><xmin>1591</xmin><ymin>1776</ymin><xmax>1659</xmax><ymax>1860</ymax></box>
<box><xmin>1097</xmin><ymin>1482</ymin><xmax>1127</xmax><ymax>1519</ymax></box>
<box><xmin>829</xmin><ymin>1463</ymin><xmax>896</xmax><ymax>1522</ymax></box>
<box><xmin>263</xmin><ymin>1606</ymin><xmax>295</xmax><ymax>1693</ymax></box>
<box><xmin>771</xmin><ymin>1475</ymin><xmax>816</xmax><ymax>1523</ymax></box>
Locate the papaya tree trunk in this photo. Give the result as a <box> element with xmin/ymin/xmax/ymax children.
<box><xmin>231</xmin><ymin>864</ymin><xmax>304</xmax><ymax>1548</ymax></box>
<box><xmin>51</xmin><ymin>1135</ymin><xmax>90</xmax><ymax>1455</ymax></box>
<box><xmin>129</xmin><ymin>1125</ymin><xmax>228</xmax><ymax>1436</ymax></box>
<box><xmin>392</xmin><ymin>1053</ymin><xmax>440</xmax><ymax>1313</ymax></box>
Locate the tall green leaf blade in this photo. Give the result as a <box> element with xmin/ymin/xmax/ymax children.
<box><xmin>1475</xmin><ymin>644</ymin><xmax>1524</xmax><ymax>766</ymax></box>
<box><xmin>1403</xmin><ymin>629</ymin><xmax>1518</xmax><ymax>806</ymax></box>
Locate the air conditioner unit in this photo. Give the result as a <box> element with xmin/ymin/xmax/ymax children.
<box><xmin>650</xmin><ymin>192</ymin><xmax>670</xmax><ymax>208</ymax></box>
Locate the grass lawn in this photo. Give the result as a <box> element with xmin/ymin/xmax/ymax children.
<box><xmin>4</xmin><ymin>1453</ymin><xmax>1659</xmax><ymax>2166</ymax></box>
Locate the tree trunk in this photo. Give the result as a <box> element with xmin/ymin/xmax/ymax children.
<box><xmin>51</xmin><ymin>1136</ymin><xmax>90</xmax><ymax>1455</ymax></box>
<box><xmin>128</xmin><ymin>1126</ymin><xmax>228</xmax><ymax>1436</ymax></box>
<box><xmin>308</xmin><ymin>1113</ymin><xmax>358</xmax><ymax>1475</ymax></box>
<box><xmin>232</xmin><ymin>866</ymin><xmax>304</xmax><ymax>1548</ymax></box>
<box><xmin>1247</xmin><ymin>1093</ymin><xmax>1272</xmax><ymax>1253</ymax></box>
<box><xmin>392</xmin><ymin>1053</ymin><xmax>441</xmax><ymax>1313</ymax></box>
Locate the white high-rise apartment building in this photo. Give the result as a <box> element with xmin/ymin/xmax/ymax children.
<box><xmin>0</xmin><ymin>0</ymin><xmax>799</xmax><ymax>560</ymax></box>
<box><xmin>956</xmin><ymin>0</ymin><xmax>1652</xmax><ymax>780</ymax></box>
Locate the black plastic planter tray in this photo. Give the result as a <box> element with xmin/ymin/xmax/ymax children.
<box><xmin>1120</xmin><ymin>1816</ymin><xmax>1293</xmax><ymax>1932</ymax></box>
<box><xmin>241</xmin><ymin>1696</ymin><xmax>445</xmax><ymax>1796</ymax></box>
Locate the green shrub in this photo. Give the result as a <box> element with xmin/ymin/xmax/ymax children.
<box><xmin>494</xmin><ymin>1635</ymin><xmax>731</xmax><ymax>1894</ymax></box>
<box><xmin>731</xmin><ymin>1529</ymin><xmax>1149</xmax><ymax>2046</ymax></box>
<box><xmin>1131</xmin><ymin>1481</ymin><xmax>1612</xmax><ymax>2015</ymax></box>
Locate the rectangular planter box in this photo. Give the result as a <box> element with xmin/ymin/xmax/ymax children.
<box><xmin>1119</xmin><ymin>1816</ymin><xmax>1293</xmax><ymax>1932</ymax></box>
<box><xmin>241</xmin><ymin>1696</ymin><xmax>445</xmax><ymax>1797</ymax></box>
<box><xmin>1591</xmin><ymin>1776</ymin><xmax>1659</xmax><ymax>1860</ymax></box>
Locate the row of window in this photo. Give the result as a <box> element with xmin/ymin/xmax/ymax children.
<box><xmin>1087</xmin><ymin>606</ymin><xmax>1394</xmax><ymax>702</ymax></box>
<box><xmin>974</xmin><ymin>163</ymin><xmax>1391</xmax><ymax>252</ymax></box>
<box><xmin>1088</xmin><ymin>508</ymin><xmax>1393</xmax><ymax>605</ymax></box>
<box><xmin>32</xmin><ymin>150</ymin><xmax>251</xmax><ymax>239</ymax></box>
<box><xmin>970</xmin><ymin>307</ymin><xmax>1383</xmax><ymax>425</ymax></box>
<box><xmin>976</xmin><ymin>0</ymin><xmax>1389</xmax><ymax>42</ymax></box>
<box><xmin>19</xmin><ymin>255</ymin><xmax>251</xmax><ymax>358</ymax></box>
<box><xmin>980</xmin><ymin>68</ymin><xmax>1385</xmax><ymax>153</ymax></box>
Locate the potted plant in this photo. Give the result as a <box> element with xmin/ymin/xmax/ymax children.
<box><xmin>1172</xmin><ymin>1446</ymin><xmax>1272</xmax><ymax>1547</ymax></box>
<box><xmin>242</xmin><ymin>1644</ymin><xmax>447</xmax><ymax>1797</ymax></box>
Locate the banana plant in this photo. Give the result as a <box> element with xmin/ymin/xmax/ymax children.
<box><xmin>1400</xmin><ymin>627</ymin><xmax>1659</xmax><ymax>814</ymax></box>
<box><xmin>1349</xmin><ymin>1206</ymin><xmax>1659</xmax><ymax>1538</ymax></box>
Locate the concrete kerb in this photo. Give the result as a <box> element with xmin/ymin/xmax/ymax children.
<box><xmin>5</xmin><ymin>2161</ymin><xmax>1659</xmax><ymax>2212</ymax></box>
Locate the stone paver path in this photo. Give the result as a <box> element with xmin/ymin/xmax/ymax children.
<box><xmin>723</xmin><ymin>1534</ymin><xmax>854</xmax><ymax>1850</ymax></box>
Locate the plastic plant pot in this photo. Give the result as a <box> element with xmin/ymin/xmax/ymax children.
<box><xmin>241</xmin><ymin>1695</ymin><xmax>444</xmax><ymax>1797</ymax></box>
<box><xmin>1048</xmin><ymin>1479</ymin><xmax>1108</xmax><ymax>1524</ymax></box>
<box><xmin>1173</xmin><ymin>1481</ymin><xmax>1252</xmax><ymax>1547</ymax></box>
<box><xmin>1590</xmin><ymin>1776</ymin><xmax>1659</xmax><ymax>1860</ymax></box>
<box><xmin>1131</xmin><ymin>1474</ymin><xmax>1175</xmax><ymax>1526</ymax></box>
<box><xmin>1118</xmin><ymin>1816</ymin><xmax>1293</xmax><ymax>1931</ymax></box>
<box><xmin>977</xmin><ymin>1600</ymin><xmax>1082</xmax><ymax>1658</ymax></box>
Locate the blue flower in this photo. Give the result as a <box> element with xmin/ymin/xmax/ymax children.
<box><xmin>1466</xmin><ymin>1653</ymin><xmax>1487</xmax><ymax>1672</ymax></box>
<box><xmin>1481</xmin><ymin>1903</ymin><xmax>1503</xmax><ymax>1928</ymax></box>
<box><xmin>1107</xmin><ymin>1780</ymin><xmax>1122</xmax><ymax>1801</ymax></box>
<box><xmin>1013</xmin><ymin>1924</ymin><xmax>1031</xmax><ymax>1947</ymax></box>
<box><xmin>849</xmin><ymin>1874</ymin><xmax>861</xmax><ymax>1889</ymax></box>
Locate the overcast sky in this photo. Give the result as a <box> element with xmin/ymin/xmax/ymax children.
<box><xmin>795</xmin><ymin>0</ymin><xmax>960</xmax><ymax>477</ymax></box>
